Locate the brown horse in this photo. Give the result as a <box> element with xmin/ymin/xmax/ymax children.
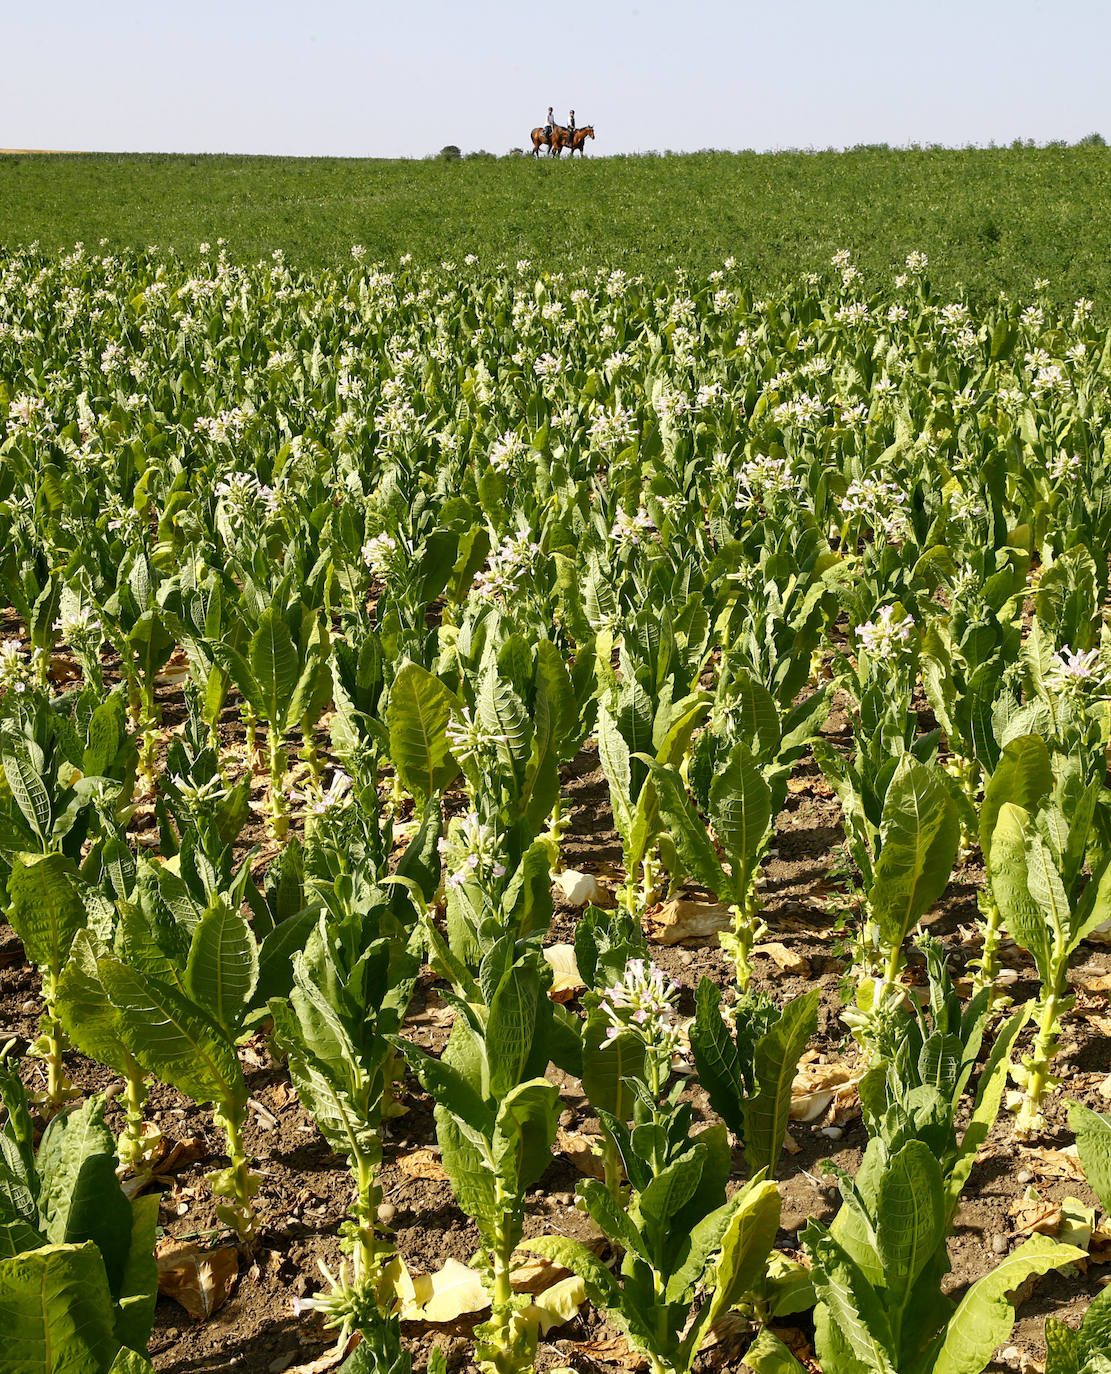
<box><xmin>549</xmin><ymin>125</ymin><xmax>573</xmax><ymax>157</ymax></box>
<box><xmin>569</xmin><ymin>125</ymin><xmax>595</xmax><ymax>156</ymax></box>
<box><xmin>530</xmin><ymin>124</ymin><xmax>568</xmax><ymax>157</ymax></box>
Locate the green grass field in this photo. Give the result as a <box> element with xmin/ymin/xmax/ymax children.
<box><xmin>2</xmin><ymin>146</ymin><xmax>1111</xmax><ymax>300</ymax></box>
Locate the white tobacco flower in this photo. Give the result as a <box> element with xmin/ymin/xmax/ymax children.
<box><xmin>610</xmin><ymin>506</ymin><xmax>656</xmax><ymax>547</ymax></box>
<box><xmin>1047</xmin><ymin>646</ymin><xmax>1110</xmax><ymax>697</ymax></box>
<box><xmin>0</xmin><ymin>641</ymin><xmax>40</xmax><ymax>696</ymax></box>
<box><xmin>856</xmin><ymin>606</ymin><xmax>915</xmax><ymax>661</ymax></box>
<box><xmin>1047</xmin><ymin>449</ymin><xmax>1082</xmax><ymax>481</ymax></box>
<box><xmin>599</xmin><ymin>958</ymin><xmax>682</xmax><ymax>1055</ymax></box>
<box><xmin>489</xmin><ymin>429</ymin><xmax>529</xmax><ymax>472</ymax></box>
<box><xmin>446</xmin><ymin>707</ymin><xmax>510</xmax><ymax>765</ymax></box>
<box><xmin>588</xmin><ymin>405</ymin><xmax>638</xmax><ymax>449</ymax></box>
<box><xmin>215</xmin><ymin>471</ymin><xmax>274</xmax><ymax>531</ymax></box>
<box><xmin>438</xmin><ymin>811</ymin><xmax>506</xmax><ymax>888</ymax></box>
<box><xmin>736</xmin><ymin>454</ymin><xmax>793</xmax><ymax>506</ymax></box>
<box><xmin>362</xmin><ymin>532</ymin><xmax>401</xmax><ymax>578</ymax></box>
<box><xmin>842</xmin><ymin>478</ymin><xmax>909</xmax><ymax>540</ymax></box>
<box><xmin>312</xmin><ymin>770</ymin><xmax>354</xmax><ymax>815</ymax></box>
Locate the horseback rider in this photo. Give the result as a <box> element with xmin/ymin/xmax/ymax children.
<box><xmin>568</xmin><ymin>109</ymin><xmax>576</xmax><ymax>134</ymax></box>
<box><xmin>545</xmin><ymin>107</ymin><xmax>554</xmax><ymax>137</ymax></box>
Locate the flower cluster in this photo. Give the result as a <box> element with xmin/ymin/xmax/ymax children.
<box><xmin>610</xmin><ymin>506</ymin><xmax>656</xmax><ymax>548</ymax></box>
<box><xmin>598</xmin><ymin>959</ymin><xmax>683</xmax><ymax>1057</ymax></box>
<box><xmin>588</xmin><ymin>404</ymin><xmax>638</xmax><ymax>449</ymax></box>
<box><xmin>856</xmin><ymin>606</ymin><xmax>916</xmax><ymax>662</ymax></box>
<box><xmin>446</xmin><ymin>707</ymin><xmax>509</xmax><ymax>766</ymax></box>
<box><xmin>215</xmin><ymin>471</ymin><xmax>279</xmax><ymax>531</ymax></box>
<box><xmin>1047</xmin><ymin>646</ymin><xmax>1110</xmax><ymax>698</ymax></box>
<box><xmin>736</xmin><ymin>454</ymin><xmax>794</xmax><ymax>506</ymax></box>
<box><xmin>842</xmin><ymin>478</ymin><xmax>910</xmax><ymax>540</ymax></box>
<box><xmin>362</xmin><ymin>532</ymin><xmax>404</xmax><ymax>580</ymax></box>
<box><xmin>0</xmin><ymin>640</ymin><xmax>41</xmax><ymax>696</ymax></box>
<box><xmin>437</xmin><ymin>812</ymin><xmax>507</xmax><ymax>889</ymax></box>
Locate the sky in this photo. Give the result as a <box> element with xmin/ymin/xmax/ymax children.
<box><xmin>3</xmin><ymin>0</ymin><xmax>1108</xmax><ymax>159</ymax></box>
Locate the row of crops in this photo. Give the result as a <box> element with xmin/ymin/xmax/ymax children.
<box><xmin>1</xmin><ymin>240</ymin><xmax>1111</xmax><ymax>1373</ymax></box>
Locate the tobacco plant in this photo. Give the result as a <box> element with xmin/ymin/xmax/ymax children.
<box><xmin>403</xmin><ymin>944</ymin><xmax>559</xmax><ymax>1374</ymax></box>
<box><xmin>0</xmin><ymin>1062</ymin><xmax>159</xmax><ymax>1372</ymax></box>
<box><xmin>990</xmin><ymin>785</ymin><xmax>1111</xmax><ymax>1135</ymax></box>
<box><xmin>270</xmin><ymin>902</ymin><xmax>421</xmax><ymax>1337</ymax></box>
<box><xmin>526</xmin><ymin>955</ymin><xmax>781</xmax><ymax>1374</ymax></box>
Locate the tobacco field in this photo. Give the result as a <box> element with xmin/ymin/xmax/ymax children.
<box><xmin>1</xmin><ymin>239</ymin><xmax>1111</xmax><ymax>1374</ymax></box>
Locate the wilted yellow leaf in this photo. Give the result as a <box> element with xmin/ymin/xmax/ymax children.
<box><xmin>544</xmin><ymin>944</ymin><xmax>585</xmax><ymax>1002</ymax></box>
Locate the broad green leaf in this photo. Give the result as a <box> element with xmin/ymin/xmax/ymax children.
<box><xmin>435</xmin><ymin>1106</ymin><xmax>496</xmax><ymax>1228</ymax></box>
<box><xmin>185</xmin><ymin>902</ymin><xmax>258</xmax><ymax>1034</ymax></box>
<box><xmin>98</xmin><ymin>959</ymin><xmax>244</xmax><ymax>1113</ymax></box>
<box><xmin>115</xmin><ymin>1193</ymin><xmax>159</xmax><ymax>1354</ymax></box>
<box><xmin>55</xmin><ymin>934</ymin><xmax>130</xmax><ymax>1078</ymax></box>
<box><xmin>710</xmin><ymin>739</ymin><xmax>773</xmax><ymax>895</ymax></box>
<box><xmin>873</xmin><ymin>1141</ymin><xmax>945</xmax><ymax>1341</ymax></box>
<box><xmin>387</xmin><ymin>660</ymin><xmax>461</xmax><ymax>802</ymax></box>
<box><xmin>40</xmin><ymin>1099</ymin><xmax>131</xmax><ymax>1300</ymax></box>
<box><xmin>577</xmin><ymin>1178</ymin><xmax>650</xmax><ymax>1263</ymax></box>
<box><xmin>869</xmin><ymin>758</ymin><xmax>959</xmax><ymax>960</ymax></box>
<box><xmin>699</xmin><ymin>1176</ymin><xmax>780</xmax><ymax>1331</ymax></box>
<box><xmin>492</xmin><ymin>1079</ymin><xmax>560</xmax><ymax>1198</ymax></box>
<box><xmin>2</xmin><ymin>750</ymin><xmax>51</xmax><ymax>843</ymax></box>
<box><xmin>990</xmin><ymin>804</ymin><xmax>1050</xmax><ymax>978</ymax></box>
<box><xmin>743</xmin><ymin>1329</ymin><xmax>807</xmax><ymax>1374</ymax></box>
<box><xmin>743</xmin><ymin>989</ymin><xmax>819</xmax><ymax>1179</ymax></box>
<box><xmin>689</xmin><ymin>979</ymin><xmax>744</xmax><ymax>1137</ymax></box>
<box><xmin>485</xmin><ymin>960</ymin><xmax>542</xmax><ymax>1100</ymax></box>
<box><xmin>7</xmin><ymin>853</ymin><xmax>86</xmax><ymax>978</ymax></box>
<box><xmin>806</xmin><ymin>1223</ymin><xmax>898</xmax><ymax>1374</ymax></box>
<box><xmin>1071</xmin><ymin>1101</ymin><xmax>1111</xmax><ymax>1214</ymax></box>
<box><xmin>1025</xmin><ymin>833</ymin><xmax>1069</xmax><ymax>951</ymax></box>
<box><xmin>650</xmin><ymin>763</ymin><xmax>729</xmax><ymax>899</ymax></box>
<box><xmin>931</xmin><ymin>1234</ymin><xmax>1085</xmax><ymax>1374</ymax></box>
<box><xmin>250</xmin><ymin>605</ymin><xmax>301</xmax><ymax>730</ymax></box>
<box><xmin>0</xmin><ymin>1242</ymin><xmax>119</xmax><ymax>1373</ymax></box>
<box><xmin>520</xmin><ymin>1233</ymin><xmax>660</xmax><ymax>1359</ymax></box>
<box><xmin>979</xmin><ymin>734</ymin><xmax>1051</xmax><ymax>864</ymax></box>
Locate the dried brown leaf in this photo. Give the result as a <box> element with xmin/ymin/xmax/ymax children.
<box><xmin>156</xmin><ymin>1240</ymin><xmax>238</xmax><ymax>1320</ymax></box>
<box><xmin>397</xmin><ymin>1148</ymin><xmax>448</xmax><ymax>1181</ymax></box>
<box><xmin>556</xmin><ymin>1127</ymin><xmax>607</xmax><ymax>1180</ymax></box>
<box><xmin>754</xmin><ymin>941</ymin><xmax>812</xmax><ymax>976</ymax></box>
<box><xmin>568</xmin><ymin>1336</ymin><xmax>649</xmax><ymax>1370</ymax></box>
<box><xmin>646</xmin><ymin>898</ymin><xmax>731</xmax><ymax>947</ymax></box>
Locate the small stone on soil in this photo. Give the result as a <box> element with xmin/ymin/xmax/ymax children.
<box><xmin>991</xmin><ymin>1233</ymin><xmax>1009</xmax><ymax>1254</ymax></box>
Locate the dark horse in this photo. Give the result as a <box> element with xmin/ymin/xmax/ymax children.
<box><xmin>530</xmin><ymin>124</ymin><xmax>568</xmax><ymax>157</ymax></box>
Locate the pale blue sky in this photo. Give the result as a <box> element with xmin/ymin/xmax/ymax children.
<box><xmin>3</xmin><ymin>0</ymin><xmax>1106</xmax><ymax>158</ymax></box>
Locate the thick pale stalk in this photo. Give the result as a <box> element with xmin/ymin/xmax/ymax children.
<box><xmin>117</xmin><ymin>1053</ymin><xmax>156</xmax><ymax>1171</ymax></box>
<box><xmin>1015</xmin><ymin>981</ymin><xmax>1064</xmax><ymax>1139</ymax></box>
<box><xmin>218</xmin><ymin>1109</ymin><xmax>258</xmax><ymax>1247</ymax></box>
<box><xmin>970</xmin><ymin>889</ymin><xmax>1004</xmax><ymax>998</ymax></box>
<box><xmin>267</xmin><ymin>727</ymin><xmax>288</xmax><ymax>840</ymax></box>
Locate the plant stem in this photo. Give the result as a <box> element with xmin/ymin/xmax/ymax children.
<box><xmin>300</xmin><ymin>714</ymin><xmax>322</xmax><ymax>793</ymax></box>
<box><xmin>219</xmin><ymin>1108</ymin><xmax>258</xmax><ymax>1247</ymax></box>
<box><xmin>117</xmin><ymin>1053</ymin><xmax>156</xmax><ymax>1171</ymax></box>
<box><xmin>352</xmin><ymin>1153</ymin><xmax>382</xmax><ymax>1293</ymax></box>
<box><xmin>1015</xmin><ymin>980</ymin><xmax>1063</xmax><ymax>1138</ymax></box>
<box><xmin>268</xmin><ymin>726</ymin><xmax>288</xmax><ymax>840</ymax></box>
<box><xmin>971</xmin><ymin>889</ymin><xmax>1004</xmax><ymax>998</ymax></box>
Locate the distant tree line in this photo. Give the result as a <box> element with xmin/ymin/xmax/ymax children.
<box><xmin>429</xmin><ymin>134</ymin><xmax>1105</xmax><ymax>161</ymax></box>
